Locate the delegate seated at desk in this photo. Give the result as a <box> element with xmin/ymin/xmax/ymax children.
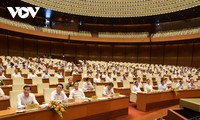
<box><xmin>158</xmin><ymin>79</ymin><xmax>168</xmax><ymax>91</ymax></box>
<box><xmin>50</xmin><ymin>83</ymin><xmax>68</xmax><ymax>102</ymax></box>
<box><xmin>132</xmin><ymin>81</ymin><xmax>141</xmax><ymax>93</ymax></box>
<box><xmin>143</xmin><ymin>79</ymin><xmax>154</xmax><ymax>92</ymax></box>
<box><xmin>103</xmin><ymin>82</ymin><xmax>114</xmax><ymax>97</ymax></box>
<box><xmin>69</xmin><ymin>82</ymin><xmax>85</xmax><ymax>99</ymax></box>
<box><xmin>17</xmin><ymin>85</ymin><xmax>39</xmax><ymax>109</ymax></box>
<box><xmin>66</xmin><ymin>77</ymin><xmax>74</xmax><ymax>90</ymax></box>
<box><xmin>82</xmin><ymin>78</ymin><xmax>94</xmax><ymax>91</ymax></box>
<box><xmin>188</xmin><ymin>79</ymin><xmax>197</xmax><ymax>89</ymax></box>
<box><xmin>176</xmin><ymin>80</ymin><xmax>184</xmax><ymax>90</ymax></box>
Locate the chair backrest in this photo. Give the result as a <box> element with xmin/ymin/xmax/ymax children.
<box><xmin>6</xmin><ymin>68</ymin><xmax>15</xmax><ymax>74</ymax></box>
<box><xmin>112</xmin><ymin>81</ymin><xmax>118</xmax><ymax>88</ymax></box>
<box><xmin>123</xmin><ymin>80</ymin><xmax>130</xmax><ymax>88</ymax></box>
<box><xmin>197</xmin><ymin>80</ymin><xmax>200</xmax><ymax>87</ymax></box>
<box><xmin>115</xmin><ymin>76</ymin><xmax>121</xmax><ymax>82</ymax></box>
<box><xmin>127</xmin><ymin>76</ymin><xmax>133</xmax><ymax>82</ymax></box>
<box><xmin>64</xmin><ymin>76</ymin><xmax>72</xmax><ymax>83</ymax></box>
<box><xmin>10</xmin><ymin>90</ymin><xmax>23</xmax><ymax>108</ymax></box>
<box><xmin>183</xmin><ymin>82</ymin><xmax>188</xmax><ymax>89</ymax></box>
<box><xmin>32</xmin><ymin>77</ymin><xmax>42</xmax><ymax>85</ymax></box>
<box><xmin>130</xmin><ymin>83</ymin><xmax>133</xmax><ymax>92</ymax></box>
<box><xmin>69</xmin><ymin>86</ymin><xmax>74</xmax><ymax>93</ymax></box>
<box><xmin>43</xmin><ymin>88</ymin><xmax>56</xmax><ymax>103</ymax></box>
<box><xmin>12</xmin><ymin>84</ymin><xmax>24</xmax><ymax>91</ymax></box>
<box><xmin>95</xmin><ymin>85</ymin><xmax>104</xmax><ymax>97</ymax></box>
<box><xmin>37</xmin><ymin>83</ymin><xmax>49</xmax><ymax>94</ymax></box>
<box><xmin>21</xmin><ymin>69</ymin><xmax>29</xmax><ymax>74</ymax></box>
<box><xmin>171</xmin><ymin>82</ymin><xmax>177</xmax><ymax>88</ymax></box>
<box><xmin>79</xmin><ymin>81</ymin><xmax>84</xmax><ymax>89</ymax></box>
<box><xmin>49</xmin><ymin>77</ymin><xmax>58</xmax><ymax>84</ymax></box>
<box><xmin>48</xmin><ymin>70</ymin><xmax>55</xmax><ymax>75</ymax></box>
<box><xmin>13</xmin><ymin>77</ymin><xmax>24</xmax><ymax>85</ymax></box>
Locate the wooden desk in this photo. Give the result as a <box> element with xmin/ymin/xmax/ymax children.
<box><xmin>83</xmin><ymin>90</ymin><xmax>95</xmax><ymax>97</ymax></box>
<box><xmin>0</xmin><ymin>91</ymin><xmax>95</xmax><ymax>110</ymax></box>
<box><xmin>136</xmin><ymin>89</ymin><xmax>200</xmax><ymax>111</ymax></box>
<box><xmin>0</xmin><ymin>96</ymin><xmax>129</xmax><ymax>120</ymax></box>
<box><xmin>0</xmin><ymin>97</ymin><xmax>9</xmax><ymax>110</ymax></box>
<box><xmin>114</xmin><ymin>88</ymin><xmax>130</xmax><ymax>96</ymax></box>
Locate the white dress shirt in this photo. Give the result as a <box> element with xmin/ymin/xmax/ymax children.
<box><xmin>82</xmin><ymin>82</ymin><xmax>94</xmax><ymax>91</ymax></box>
<box><xmin>12</xmin><ymin>73</ymin><xmax>21</xmax><ymax>78</ymax></box>
<box><xmin>42</xmin><ymin>73</ymin><xmax>50</xmax><ymax>79</ymax></box>
<box><xmin>103</xmin><ymin>87</ymin><xmax>114</xmax><ymax>96</ymax></box>
<box><xmin>158</xmin><ymin>83</ymin><xmax>168</xmax><ymax>91</ymax></box>
<box><xmin>105</xmin><ymin>76</ymin><xmax>113</xmax><ymax>82</ymax></box>
<box><xmin>132</xmin><ymin>85</ymin><xmax>141</xmax><ymax>93</ymax></box>
<box><xmin>93</xmin><ymin>77</ymin><xmax>101</xmax><ymax>83</ymax></box>
<box><xmin>69</xmin><ymin>88</ymin><xmax>85</xmax><ymax>99</ymax></box>
<box><xmin>17</xmin><ymin>93</ymin><xmax>39</xmax><ymax>108</ymax></box>
<box><xmin>144</xmin><ymin>84</ymin><xmax>153</xmax><ymax>92</ymax></box>
<box><xmin>27</xmin><ymin>73</ymin><xmax>38</xmax><ymax>79</ymax></box>
<box><xmin>50</xmin><ymin>90</ymin><xmax>67</xmax><ymax>101</ymax></box>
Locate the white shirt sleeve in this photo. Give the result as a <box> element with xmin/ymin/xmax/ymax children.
<box><xmin>17</xmin><ymin>94</ymin><xmax>25</xmax><ymax>108</ymax></box>
<box><xmin>0</xmin><ymin>88</ymin><xmax>4</xmax><ymax>95</ymax></box>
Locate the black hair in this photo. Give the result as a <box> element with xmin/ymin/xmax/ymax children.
<box><xmin>108</xmin><ymin>82</ymin><xmax>114</xmax><ymax>87</ymax></box>
<box><xmin>57</xmin><ymin>83</ymin><xmax>64</xmax><ymax>89</ymax></box>
<box><xmin>23</xmin><ymin>85</ymin><xmax>31</xmax><ymax>90</ymax></box>
<box><xmin>85</xmin><ymin>78</ymin><xmax>90</xmax><ymax>81</ymax></box>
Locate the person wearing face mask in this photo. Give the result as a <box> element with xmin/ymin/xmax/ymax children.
<box><xmin>17</xmin><ymin>85</ymin><xmax>39</xmax><ymax>109</ymax></box>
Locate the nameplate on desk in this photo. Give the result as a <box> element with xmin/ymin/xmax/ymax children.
<box><xmin>91</xmin><ymin>96</ymin><xmax>97</xmax><ymax>100</ymax></box>
<box><xmin>26</xmin><ymin>103</ymin><xmax>38</xmax><ymax>109</ymax></box>
<box><xmin>114</xmin><ymin>93</ymin><xmax>120</xmax><ymax>97</ymax></box>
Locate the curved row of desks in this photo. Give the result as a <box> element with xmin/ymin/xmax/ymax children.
<box><xmin>135</xmin><ymin>89</ymin><xmax>200</xmax><ymax>111</ymax></box>
<box><xmin>0</xmin><ymin>96</ymin><xmax>129</xmax><ymax>120</ymax></box>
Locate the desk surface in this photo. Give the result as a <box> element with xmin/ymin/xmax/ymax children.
<box><xmin>136</xmin><ymin>89</ymin><xmax>200</xmax><ymax>111</ymax></box>
<box><xmin>0</xmin><ymin>96</ymin><xmax>129</xmax><ymax>120</ymax></box>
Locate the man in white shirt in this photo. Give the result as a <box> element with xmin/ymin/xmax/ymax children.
<box><xmin>55</xmin><ymin>71</ymin><xmax>63</xmax><ymax>78</ymax></box>
<box><xmin>42</xmin><ymin>70</ymin><xmax>50</xmax><ymax>79</ymax></box>
<box><xmin>103</xmin><ymin>82</ymin><xmax>114</xmax><ymax>97</ymax></box>
<box><xmin>176</xmin><ymin>80</ymin><xmax>184</xmax><ymax>90</ymax></box>
<box><xmin>143</xmin><ymin>79</ymin><xmax>153</xmax><ymax>92</ymax></box>
<box><xmin>12</xmin><ymin>69</ymin><xmax>21</xmax><ymax>78</ymax></box>
<box><xmin>27</xmin><ymin>69</ymin><xmax>37</xmax><ymax>79</ymax></box>
<box><xmin>93</xmin><ymin>73</ymin><xmax>101</xmax><ymax>83</ymax></box>
<box><xmin>158</xmin><ymin>79</ymin><xmax>168</xmax><ymax>91</ymax></box>
<box><xmin>69</xmin><ymin>82</ymin><xmax>85</xmax><ymax>99</ymax></box>
<box><xmin>132</xmin><ymin>81</ymin><xmax>141</xmax><ymax>93</ymax></box>
<box><xmin>17</xmin><ymin>85</ymin><xmax>39</xmax><ymax>109</ymax></box>
<box><xmin>105</xmin><ymin>73</ymin><xmax>113</xmax><ymax>82</ymax></box>
<box><xmin>82</xmin><ymin>78</ymin><xmax>94</xmax><ymax>91</ymax></box>
<box><xmin>188</xmin><ymin>79</ymin><xmax>196</xmax><ymax>89</ymax></box>
<box><xmin>50</xmin><ymin>84</ymin><xmax>67</xmax><ymax>102</ymax></box>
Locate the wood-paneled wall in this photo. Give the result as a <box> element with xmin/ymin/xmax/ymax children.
<box><xmin>0</xmin><ymin>34</ymin><xmax>199</xmax><ymax>68</ymax></box>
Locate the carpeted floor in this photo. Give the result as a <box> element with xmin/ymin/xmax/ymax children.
<box><xmin>114</xmin><ymin>103</ymin><xmax>179</xmax><ymax>120</ymax></box>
